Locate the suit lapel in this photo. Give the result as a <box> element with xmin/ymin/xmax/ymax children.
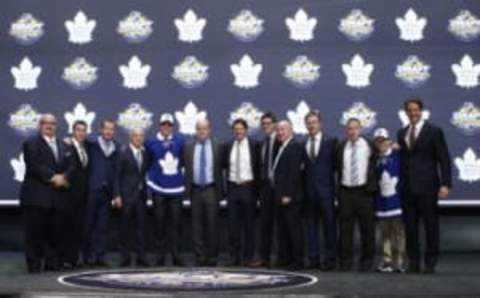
<box><xmin>39</xmin><ymin>135</ymin><xmax>59</xmax><ymax>164</ymax></box>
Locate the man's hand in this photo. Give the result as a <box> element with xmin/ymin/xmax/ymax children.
<box><xmin>281</xmin><ymin>196</ymin><xmax>291</xmax><ymax>205</ymax></box>
<box><xmin>112</xmin><ymin>196</ymin><xmax>123</xmax><ymax>209</ymax></box>
<box><xmin>438</xmin><ymin>186</ymin><xmax>450</xmax><ymax>199</ymax></box>
<box><xmin>63</xmin><ymin>137</ymin><xmax>73</xmax><ymax>145</ymax></box>
<box><xmin>50</xmin><ymin>174</ymin><xmax>67</xmax><ymax>188</ymax></box>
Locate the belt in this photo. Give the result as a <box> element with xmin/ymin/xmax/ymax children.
<box><xmin>228</xmin><ymin>181</ymin><xmax>254</xmax><ymax>187</ymax></box>
<box><xmin>340</xmin><ymin>184</ymin><xmax>367</xmax><ymax>191</ymax></box>
<box><xmin>192</xmin><ymin>183</ymin><xmax>215</xmax><ymax>189</ymax></box>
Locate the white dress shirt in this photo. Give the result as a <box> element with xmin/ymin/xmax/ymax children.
<box><xmin>43</xmin><ymin>135</ymin><xmax>58</xmax><ymax>160</ymax></box>
<box><xmin>342</xmin><ymin>137</ymin><xmax>371</xmax><ymax>187</ymax></box>
<box><xmin>305</xmin><ymin>131</ymin><xmax>322</xmax><ymax>160</ymax></box>
<box><xmin>73</xmin><ymin>138</ymin><xmax>88</xmax><ymax>167</ymax></box>
<box><xmin>98</xmin><ymin>136</ymin><xmax>115</xmax><ymax>156</ymax></box>
<box><xmin>405</xmin><ymin>119</ymin><xmax>425</xmax><ymax>148</ymax></box>
<box><xmin>229</xmin><ymin>138</ymin><xmax>253</xmax><ymax>183</ymax></box>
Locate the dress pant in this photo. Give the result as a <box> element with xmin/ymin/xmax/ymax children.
<box><xmin>338</xmin><ymin>186</ymin><xmax>375</xmax><ymax>267</ymax></box>
<box><xmin>82</xmin><ymin>189</ymin><xmax>111</xmax><ymax>262</ymax></box>
<box><xmin>276</xmin><ymin>201</ymin><xmax>304</xmax><ymax>267</ymax></box>
<box><xmin>305</xmin><ymin>194</ymin><xmax>337</xmax><ymax>264</ymax></box>
<box><xmin>402</xmin><ymin>190</ymin><xmax>439</xmax><ymax>267</ymax></box>
<box><xmin>152</xmin><ymin>194</ymin><xmax>183</xmax><ymax>260</ymax></box>
<box><xmin>23</xmin><ymin>206</ymin><xmax>64</xmax><ymax>272</ymax></box>
<box><xmin>227</xmin><ymin>183</ymin><xmax>256</xmax><ymax>263</ymax></box>
<box><xmin>191</xmin><ymin>185</ymin><xmax>219</xmax><ymax>263</ymax></box>
<box><xmin>119</xmin><ymin>197</ymin><xmax>147</xmax><ymax>261</ymax></box>
<box><xmin>258</xmin><ymin>184</ymin><xmax>276</xmax><ymax>263</ymax></box>
<box><xmin>63</xmin><ymin>198</ymin><xmax>86</xmax><ymax>265</ymax></box>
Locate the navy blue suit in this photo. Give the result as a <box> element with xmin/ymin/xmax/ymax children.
<box><xmin>302</xmin><ymin>134</ymin><xmax>338</xmax><ymax>265</ymax></box>
<box><xmin>82</xmin><ymin>136</ymin><xmax>119</xmax><ymax>263</ymax></box>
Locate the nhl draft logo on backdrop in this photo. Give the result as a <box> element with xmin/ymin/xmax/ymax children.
<box><xmin>228</xmin><ymin>10</ymin><xmax>264</xmax><ymax>42</ymax></box>
<box><xmin>451</xmin><ymin>102</ymin><xmax>480</xmax><ymax>136</ymax></box>
<box><xmin>283</xmin><ymin>55</ymin><xmax>320</xmax><ymax>88</ymax></box>
<box><xmin>9</xmin><ymin>13</ymin><xmax>44</xmax><ymax>45</ymax></box>
<box><xmin>117</xmin><ymin>103</ymin><xmax>153</xmax><ymax>131</ymax></box>
<box><xmin>172</xmin><ymin>56</ymin><xmax>209</xmax><ymax>88</ymax></box>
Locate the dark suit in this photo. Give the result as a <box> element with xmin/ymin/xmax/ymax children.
<box><xmin>271</xmin><ymin>138</ymin><xmax>304</xmax><ymax>268</ymax></box>
<box><xmin>257</xmin><ymin>134</ymin><xmax>279</xmax><ymax>264</ymax></box>
<box><xmin>397</xmin><ymin>121</ymin><xmax>452</xmax><ymax>268</ymax></box>
<box><xmin>336</xmin><ymin>137</ymin><xmax>377</xmax><ymax>269</ymax></box>
<box><xmin>184</xmin><ymin>138</ymin><xmax>224</xmax><ymax>264</ymax></box>
<box><xmin>20</xmin><ymin>134</ymin><xmax>76</xmax><ymax>272</ymax></box>
<box><xmin>82</xmin><ymin>136</ymin><xmax>119</xmax><ymax>263</ymax></box>
<box><xmin>113</xmin><ymin>145</ymin><xmax>150</xmax><ymax>262</ymax></box>
<box><xmin>223</xmin><ymin>137</ymin><xmax>260</xmax><ymax>263</ymax></box>
<box><xmin>63</xmin><ymin>143</ymin><xmax>89</xmax><ymax>266</ymax></box>
<box><xmin>302</xmin><ymin>134</ymin><xmax>338</xmax><ymax>266</ymax></box>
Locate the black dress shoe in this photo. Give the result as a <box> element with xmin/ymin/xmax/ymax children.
<box><xmin>339</xmin><ymin>262</ymin><xmax>353</xmax><ymax>272</ymax></box>
<box><xmin>173</xmin><ymin>258</ymin><xmax>185</xmax><ymax>267</ymax></box>
<box><xmin>423</xmin><ymin>265</ymin><xmax>436</xmax><ymax>274</ymax></box>
<box><xmin>205</xmin><ymin>259</ymin><xmax>218</xmax><ymax>267</ymax></box>
<box><xmin>136</xmin><ymin>258</ymin><xmax>150</xmax><ymax>267</ymax></box>
<box><xmin>155</xmin><ymin>257</ymin><xmax>165</xmax><ymax>267</ymax></box>
<box><xmin>320</xmin><ymin>261</ymin><xmax>336</xmax><ymax>271</ymax></box>
<box><xmin>96</xmin><ymin>259</ymin><xmax>110</xmax><ymax>267</ymax></box>
<box><xmin>226</xmin><ymin>258</ymin><xmax>242</xmax><ymax>267</ymax></box>
<box><xmin>359</xmin><ymin>262</ymin><xmax>373</xmax><ymax>272</ymax></box>
<box><xmin>44</xmin><ymin>261</ymin><xmax>59</xmax><ymax>271</ymax></box>
<box><xmin>120</xmin><ymin>258</ymin><xmax>131</xmax><ymax>267</ymax></box>
<box><xmin>287</xmin><ymin>263</ymin><xmax>304</xmax><ymax>271</ymax></box>
<box><xmin>407</xmin><ymin>264</ymin><xmax>421</xmax><ymax>274</ymax></box>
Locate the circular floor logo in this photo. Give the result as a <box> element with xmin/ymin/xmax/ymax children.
<box><xmin>59</xmin><ymin>268</ymin><xmax>317</xmax><ymax>292</ymax></box>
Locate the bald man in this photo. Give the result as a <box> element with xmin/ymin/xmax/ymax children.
<box><xmin>269</xmin><ymin>120</ymin><xmax>304</xmax><ymax>270</ymax></box>
<box><xmin>113</xmin><ymin>128</ymin><xmax>151</xmax><ymax>267</ymax></box>
<box><xmin>183</xmin><ymin>119</ymin><xmax>224</xmax><ymax>266</ymax></box>
<box><xmin>20</xmin><ymin>114</ymin><xmax>76</xmax><ymax>273</ymax></box>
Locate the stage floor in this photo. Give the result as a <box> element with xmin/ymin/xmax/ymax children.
<box><xmin>1</xmin><ymin>252</ymin><xmax>480</xmax><ymax>297</ymax></box>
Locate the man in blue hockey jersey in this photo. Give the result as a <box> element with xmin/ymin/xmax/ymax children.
<box><xmin>145</xmin><ymin>113</ymin><xmax>186</xmax><ymax>266</ymax></box>
<box><xmin>373</xmin><ymin>128</ymin><xmax>405</xmax><ymax>273</ymax></box>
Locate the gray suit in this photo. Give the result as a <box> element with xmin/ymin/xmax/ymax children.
<box><xmin>183</xmin><ymin>138</ymin><xmax>224</xmax><ymax>264</ymax></box>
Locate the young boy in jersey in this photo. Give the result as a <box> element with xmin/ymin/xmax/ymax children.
<box><xmin>373</xmin><ymin>128</ymin><xmax>406</xmax><ymax>273</ymax></box>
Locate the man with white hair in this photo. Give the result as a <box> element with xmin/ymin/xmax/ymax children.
<box><xmin>183</xmin><ymin>119</ymin><xmax>224</xmax><ymax>266</ymax></box>
<box><xmin>20</xmin><ymin>114</ymin><xmax>76</xmax><ymax>273</ymax></box>
<box><xmin>113</xmin><ymin>128</ymin><xmax>151</xmax><ymax>267</ymax></box>
<box><xmin>270</xmin><ymin>120</ymin><xmax>304</xmax><ymax>270</ymax></box>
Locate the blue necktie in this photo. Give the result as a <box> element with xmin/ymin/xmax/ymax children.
<box><xmin>199</xmin><ymin>141</ymin><xmax>207</xmax><ymax>186</ymax></box>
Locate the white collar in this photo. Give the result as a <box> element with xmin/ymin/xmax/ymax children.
<box><xmin>309</xmin><ymin>131</ymin><xmax>322</xmax><ymax>140</ymax></box>
<box><xmin>129</xmin><ymin>143</ymin><xmax>144</xmax><ymax>154</ymax></box>
<box><xmin>410</xmin><ymin>119</ymin><xmax>425</xmax><ymax>130</ymax></box>
<box><xmin>72</xmin><ymin>138</ymin><xmax>84</xmax><ymax>149</ymax></box>
<box><xmin>42</xmin><ymin>135</ymin><xmax>56</xmax><ymax>143</ymax></box>
<box><xmin>381</xmin><ymin>147</ymin><xmax>393</xmax><ymax>157</ymax></box>
<box><xmin>156</xmin><ymin>132</ymin><xmax>173</xmax><ymax>141</ymax></box>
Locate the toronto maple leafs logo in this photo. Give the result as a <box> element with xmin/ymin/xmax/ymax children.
<box><xmin>8</xmin><ymin>104</ymin><xmax>41</xmax><ymax>134</ymax></box>
<box><xmin>64</xmin><ymin>103</ymin><xmax>96</xmax><ymax>134</ymax></box>
<box><xmin>62</xmin><ymin>57</ymin><xmax>98</xmax><ymax>90</ymax></box>
<box><xmin>286</xmin><ymin>100</ymin><xmax>310</xmax><ymax>135</ymax></box>
<box><xmin>285</xmin><ymin>8</ymin><xmax>317</xmax><ymax>42</ymax></box>
<box><xmin>11</xmin><ymin>153</ymin><xmax>26</xmax><ymax>183</ymax></box>
<box><xmin>172</xmin><ymin>56</ymin><xmax>209</xmax><ymax>88</ymax></box>
<box><xmin>448</xmin><ymin>10</ymin><xmax>480</xmax><ymax>42</ymax></box>
<box><xmin>283</xmin><ymin>55</ymin><xmax>320</xmax><ymax>88</ymax></box>
<box><xmin>117</xmin><ymin>103</ymin><xmax>153</xmax><ymax>131</ymax></box>
<box><xmin>455</xmin><ymin>148</ymin><xmax>480</xmax><ymax>183</ymax></box>
<box><xmin>119</xmin><ymin>55</ymin><xmax>151</xmax><ymax>89</ymax></box>
<box><xmin>398</xmin><ymin>109</ymin><xmax>430</xmax><ymax>127</ymax></box>
<box><xmin>379</xmin><ymin>171</ymin><xmax>398</xmax><ymax>197</ymax></box>
<box><xmin>11</xmin><ymin>57</ymin><xmax>42</xmax><ymax>91</ymax></box>
<box><xmin>451</xmin><ymin>54</ymin><xmax>480</xmax><ymax>89</ymax></box>
<box><xmin>231</xmin><ymin>54</ymin><xmax>263</xmax><ymax>89</ymax></box>
<box><xmin>395</xmin><ymin>55</ymin><xmax>431</xmax><ymax>88</ymax></box>
<box><xmin>229</xmin><ymin>102</ymin><xmax>264</xmax><ymax>132</ymax></box>
<box><xmin>338</xmin><ymin>9</ymin><xmax>375</xmax><ymax>42</ymax></box>
<box><xmin>342</xmin><ymin>54</ymin><xmax>374</xmax><ymax>88</ymax></box>
<box><xmin>117</xmin><ymin>11</ymin><xmax>153</xmax><ymax>43</ymax></box>
<box><xmin>174</xmin><ymin>9</ymin><xmax>207</xmax><ymax>43</ymax></box>
<box><xmin>228</xmin><ymin>10</ymin><xmax>264</xmax><ymax>42</ymax></box>
<box><xmin>175</xmin><ymin>101</ymin><xmax>207</xmax><ymax>135</ymax></box>
<box><xmin>451</xmin><ymin>102</ymin><xmax>480</xmax><ymax>136</ymax></box>
<box><xmin>395</xmin><ymin>8</ymin><xmax>427</xmax><ymax>42</ymax></box>
<box><xmin>160</xmin><ymin>152</ymin><xmax>179</xmax><ymax>176</ymax></box>
<box><xmin>9</xmin><ymin>13</ymin><xmax>44</xmax><ymax>45</ymax></box>
<box><xmin>341</xmin><ymin>102</ymin><xmax>377</xmax><ymax>132</ymax></box>
<box><xmin>65</xmin><ymin>11</ymin><xmax>96</xmax><ymax>45</ymax></box>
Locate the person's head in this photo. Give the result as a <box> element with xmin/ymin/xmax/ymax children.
<box><xmin>260</xmin><ymin>112</ymin><xmax>277</xmax><ymax>136</ymax></box>
<box><xmin>195</xmin><ymin>119</ymin><xmax>211</xmax><ymax>142</ymax></box>
<box><xmin>129</xmin><ymin>128</ymin><xmax>145</xmax><ymax>148</ymax></box>
<box><xmin>373</xmin><ymin>128</ymin><xmax>391</xmax><ymax>154</ymax></box>
<box><xmin>276</xmin><ymin>120</ymin><xmax>293</xmax><ymax>143</ymax></box>
<box><xmin>404</xmin><ymin>98</ymin><xmax>424</xmax><ymax>125</ymax></box>
<box><xmin>232</xmin><ymin>118</ymin><xmax>248</xmax><ymax>141</ymax></box>
<box><xmin>39</xmin><ymin>114</ymin><xmax>57</xmax><ymax>137</ymax></box>
<box><xmin>158</xmin><ymin>113</ymin><xmax>174</xmax><ymax>137</ymax></box>
<box><xmin>72</xmin><ymin>120</ymin><xmax>88</xmax><ymax>143</ymax></box>
<box><xmin>99</xmin><ymin>119</ymin><xmax>116</xmax><ymax>141</ymax></box>
<box><xmin>305</xmin><ymin>111</ymin><xmax>322</xmax><ymax>136</ymax></box>
<box><xmin>345</xmin><ymin>118</ymin><xmax>362</xmax><ymax>141</ymax></box>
